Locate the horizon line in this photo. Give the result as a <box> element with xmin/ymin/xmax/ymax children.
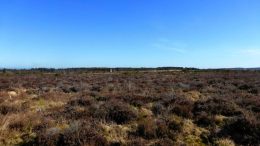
<box><xmin>0</xmin><ymin>66</ymin><xmax>260</xmax><ymax>70</ymax></box>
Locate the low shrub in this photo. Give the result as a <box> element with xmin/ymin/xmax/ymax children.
<box><xmin>127</xmin><ymin>138</ymin><xmax>146</xmax><ymax>146</ymax></box>
<box><xmin>60</xmin><ymin>85</ymin><xmax>79</xmax><ymax>93</ymax></box>
<box><xmin>151</xmin><ymin>138</ymin><xmax>175</xmax><ymax>146</ymax></box>
<box><xmin>67</xmin><ymin>98</ymin><xmax>92</xmax><ymax>107</ymax></box>
<box><xmin>218</xmin><ymin>117</ymin><xmax>260</xmax><ymax>145</ymax></box>
<box><xmin>106</xmin><ymin>102</ymin><xmax>137</xmax><ymax>124</ymax></box>
<box><xmin>9</xmin><ymin>120</ymin><xmax>25</xmax><ymax>131</ymax></box>
<box><xmin>0</xmin><ymin>105</ymin><xmax>17</xmax><ymax>115</ymax></box>
<box><xmin>136</xmin><ymin>118</ymin><xmax>175</xmax><ymax>140</ymax></box>
<box><xmin>167</xmin><ymin>97</ymin><xmax>194</xmax><ymax>118</ymax></box>
<box><xmin>34</xmin><ymin>121</ymin><xmax>108</xmax><ymax>146</ymax></box>
<box><xmin>167</xmin><ymin>115</ymin><xmax>183</xmax><ymax>132</ymax></box>
<box><xmin>195</xmin><ymin>112</ymin><xmax>215</xmax><ymax>127</ymax></box>
<box><xmin>151</xmin><ymin>102</ymin><xmax>165</xmax><ymax>116</ymax></box>
<box><xmin>193</xmin><ymin>98</ymin><xmax>242</xmax><ymax>117</ymax></box>
<box><xmin>95</xmin><ymin>96</ymin><xmax>110</xmax><ymax>102</ymax></box>
<box><xmin>136</xmin><ymin>118</ymin><xmax>157</xmax><ymax>139</ymax></box>
<box><xmin>90</xmin><ymin>101</ymin><xmax>137</xmax><ymax>124</ymax></box>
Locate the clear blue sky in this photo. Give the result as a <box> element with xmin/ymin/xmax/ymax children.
<box><xmin>0</xmin><ymin>0</ymin><xmax>260</xmax><ymax>68</ymax></box>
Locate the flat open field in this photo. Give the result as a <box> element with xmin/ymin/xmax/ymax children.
<box><xmin>0</xmin><ymin>70</ymin><xmax>259</xmax><ymax>146</ymax></box>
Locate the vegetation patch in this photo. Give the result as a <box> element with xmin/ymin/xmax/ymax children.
<box><xmin>0</xmin><ymin>70</ymin><xmax>259</xmax><ymax>145</ymax></box>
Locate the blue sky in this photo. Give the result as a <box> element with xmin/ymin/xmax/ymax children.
<box><xmin>0</xmin><ymin>0</ymin><xmax>260</xmax><ymax>68</ymax></box>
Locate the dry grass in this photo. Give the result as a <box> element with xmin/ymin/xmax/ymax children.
<box><xmin>216</xmin><ymin>138</ymin><xmax>235</xmax><ymax>146</ymax></box>
<box><xmin>0</xmin><ymin>70</ymin><xmax>259</xmax><ymax>145</ymax></box>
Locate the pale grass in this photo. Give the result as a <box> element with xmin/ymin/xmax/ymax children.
<box><xmin>216</xmin><ymin>138</ymin><xmax>235</xmax><ymax>146</ymax></box>
<box><xmin>176</xmin><ymin>119</ymin><xmax>208</xmax><ymax>146</ymax></box>
<box><xmin>101</xmin><ymin>123</ymin><xmax>133</xmax><ymax>144</ymax></box>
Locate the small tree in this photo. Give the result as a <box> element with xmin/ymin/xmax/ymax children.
<box><xmin>2</xmin><ymin>68</ymin><xmax>6</xmax><ymax>73</ymax></box>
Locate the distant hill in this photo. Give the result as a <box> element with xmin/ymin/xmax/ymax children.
<box><xmin>0</xmin><ymin>67</ymin><xmax>259</xmax><ymax>73</ymax></box>
<box><xmin>218</xmin><ymin>68</ymin><xmax>260</xmax><ymax>71</ymax></box>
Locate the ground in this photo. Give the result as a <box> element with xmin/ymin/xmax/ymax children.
<box><xmin>0</xmin><ymin>70</ymin><xmax>259</xmax><ymax>146</ymax></box>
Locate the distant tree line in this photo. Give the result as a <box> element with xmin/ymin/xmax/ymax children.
<box><xmin>1</xmin><ymin>67</ymin><xmax>259</xmax><ymax>74</ymax></box>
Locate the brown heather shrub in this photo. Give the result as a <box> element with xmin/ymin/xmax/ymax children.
<box><xmin>151</xmin><ymin>102</ymin><xmax>165</xmax><ymax>116</ymax></box>
<box><xmin>89</xmin><ymin>100</ymin><xmax>137</xmax><ymax>124</ymax></box>
<box><xmin>167</xmin><ymin>115</ymin><xmax>183</xmax><ymax>132</ymax></box>
<box><xmin>218</xmin><ymin>116</ymin><xmax>260</xmax><ymax>145</ymax></box>
<box><xmin>105</xmin><ymin>101</ymin><xmax>137</xmax><ymax>124</ymax></box>
<box><xmin>62</xmin><ymin>105</ymin><xmax>88</xmax><ymax>120</ymax></box>
<box><xmin>151</xmin><ymin>138</ymin><xmax>175</xmax><ymax>146</ymax></box>
<box><xmin>127</xmin><ymin>138</ymin><xmax>146</xmax><ymax>146</ymax></box>
<box><xmin>67</xmin><ymin>98</ymin><xmax>92</xmax><ymax>107</ymax></box>
<box><xmin>95</xmin><ymin>96</ymin><xmax>110</xmax><ymax>102</ymax></box>
<box><xmin>8</xmin><ymin>120</ymin><xmax>25</xmax><ymax>131</ymax></box>
<box><xmin>135</xmin><ymin>118</ymin><xmax>176</xmax><ymax>140</ymax></box>
<box><xmin>128</xmin><ymin>96</ymin><xmax>146</xmax><ymax>108</ymax></box>
<box><xmin>1</xmin><ymin>70</ymin><xmax>260</xmax><ymax>145</ymax></box>
<box><xmin>195</xmin><ymin>112</ymin><xmax>216</xmax><ymax>127</ymax></box>
<box><xmin>136</xmin><ymin>118</ymin><xmax>157</xmax><ymax>139</ymax></box>
<box><xmin>168</xmin><ymin>97</ymin><xmax>194</xmax><ymax>118</ymax></box>
<box><xmin>193</xmin><ymin>98</ymin><xmax>242</xmax><ymax>117</ymax></box>
<box><xmin>237</xmin><ymin>96</ymin><xmax>260</xmax><ymax>112</ymax></box>
<box><xmin>33</xmin><ymin>121</ymin><xmax>108</xmax><ymax>146</ymax></box>
<box><xmin>0</xmin><ymin>104</ymin><xmax>17</xmax><ymax>115</ymax></box>
<box><xmin>0</xmin><ymin>98</ymin><xmax>4</xmax><ymax>104</ymax></box>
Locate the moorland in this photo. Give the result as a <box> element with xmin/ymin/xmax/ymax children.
<box><xmin>0</xmin><ymin>68</ymin><xmax>259</xmax><ymax>146</ymax></box>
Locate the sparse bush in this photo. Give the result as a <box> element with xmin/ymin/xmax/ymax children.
<box><xmin>193</xmin><ymin>98</ymin><xmax>242</xmax><ymax>117</ymax></box>
<box><xmin>89</xmin><ymin>100</ymin><xmax>137</xmax><ymax>124</ymax></box>
<box><xmin>95</xmin><ymin>96</ymin><xmax>110</xmax><ymax>101</ymax></box>
<box><xmin>130</xmin><ymin>99</ymin><xmax>144</xmax><ymax>107</ymax></box>
<box><xmin>9</xmin><ymin>120</ymin><xmax>25</xmax><ymax>131</ymax></box>
<box><xmin>34</xmin><ymin>121</ymin><xmax>108</xmax><ymax>146</ymax></box>
<box><xmin>0</xmin><ymin>105</ymin><xmax>17</xmax><ymax>115</ymax></box>
<box><xmin>239</xmin><ymin>84</ymin><xmax>253</xmax><ymax>90</ymax></box>
<box><xmin>106</xmin><ymin>102</ymin><xmax>137</xmax><ymax>124</ymax></box>
<box><xmin>168</xmin><ymin>98</ymin><xmax>194</xmax><ymax>118</ymax></box>
<box><xmin>0</xmin><ymin>70</ymin><xmax>260</xmax><ymax>145</ymax></box>
<box><xmin>167</xmin><ymin>115</ymin><xmax>183</xmax><ymax>132</ymax></box>
<box><xmin>135</xmin><ymin>118</ymin><xmax>175</xmax><ymax>140</ymax></box>
<box><xmin>0</xmin><ymin>98</ymin><xmax>4</xmax><ymax>104</ymax></box>
<box><xmin>218</xmin><ymin>117</ymin><xmax>260</xmax><ymax>145</ymax></box>
<box><xmin>136</xmin><ymin>118</ymin><xmax>157</xmax><ymax>139</ymax></box>
<box><xmin>68</xmin><ymin>98</ymin><xmax>92</xmax><ymax>106</ymax></box>
<box><xmin>151</xmin><ymin>138</ymin><xmax>175</xmax><ymax>146</ymax></box>
<box><xmin>91</xmin><ymin>86</ymin><xmax>101</xmax><ymax>92</ymax></box>
<box><xmin>151</xmin><ymin>102</ymin><xmax>164</xmax><ymax>116</ymax></box>
<box><xmin>239</xmin><ymin>84</ymin><xmax>258</xmax><ymax>94</ymax></box>
<box><xmin>195</xmin><ymin>112</ymin><xmax>215</xmax><ymax>127</ymax></box>
<box><xmin>127</xmin><ymin>138</ymin><xmax>146</xmax><ymax>146</ymax></box>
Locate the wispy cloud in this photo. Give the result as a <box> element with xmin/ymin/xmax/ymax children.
<box><xmin>152</xmin><ymin>38</ymin><xmax>187</xmax><ymax>54</ymax></box>
<box><xmin>240</xmin><ymin>48</ymin><xmax>260</xmax><ymax>56</ymax></box>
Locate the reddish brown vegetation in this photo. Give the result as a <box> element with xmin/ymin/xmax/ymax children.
<box><xmin>0</xmin><ymin>70</ymin><xmax>259</xmax><ymax>145</ymax></box>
